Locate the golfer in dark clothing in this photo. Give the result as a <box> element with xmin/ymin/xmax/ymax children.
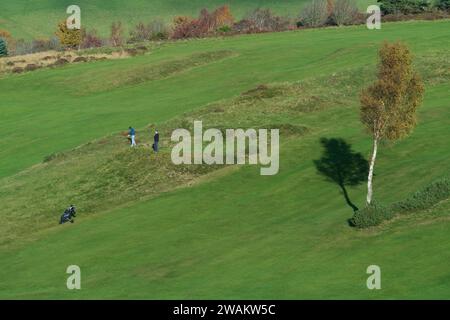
<box><xmin>153</xmin><ymin>130</ymin><xmax>159</xmax><ymax>152</ymax></box>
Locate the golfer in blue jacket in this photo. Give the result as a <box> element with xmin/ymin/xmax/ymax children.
<box><xmin>129</xmin><ymin>126</ymin><xmax>136</xmax><ymax>147</ymax></box>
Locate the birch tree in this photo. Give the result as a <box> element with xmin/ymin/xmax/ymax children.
<box><xmin>360</xmin><ymin>42</ymin><xmax>424</xmax><ymax>205</ymax></box>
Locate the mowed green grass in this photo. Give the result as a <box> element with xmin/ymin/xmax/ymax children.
<box><xmin>0</xmin><ymin>20</ymin><xmax>449</xmax><ymax>299</ymax></box>
<box><xmin>0</xmin><ymin>0</ymin><xmax>375</xmax><ymax>39</ymax></box>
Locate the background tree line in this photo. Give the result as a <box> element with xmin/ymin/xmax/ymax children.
<box><xmin>0</xmin><ymin>0</ymin><xmax>449</xmax><ymax>56</ymax></box>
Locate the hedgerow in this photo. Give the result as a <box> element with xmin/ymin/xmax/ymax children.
<box><xmin>350</xmin><ymin>177</ymin><xmax>450</xmax><ymax>228</ymax></box>
<box><xmin>391</xmin><ymin>177</ymin><xmax>450</xmax><ymax>214</ymax></box>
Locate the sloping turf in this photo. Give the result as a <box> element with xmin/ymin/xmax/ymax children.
<box><xmin>0</xmin><ymin>20</ymin><xmax>449</xmax><ymax>298</ymax></box>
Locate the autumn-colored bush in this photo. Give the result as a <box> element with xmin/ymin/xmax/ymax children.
<box><xmin>243</xmin><ymin>8</ymin><xmax>290</xmax><ymax>32</ymax></box>
<box><xmin>171</xmin><ymin>16</ymin><xmax>202</xmax><ymax>39</ymax></box>
<box><xmin>0</xmin><ymin>30</ymin><xmax>12</xmax><ymax>43</ymax></box>
<box><xmin>55</xmin><ymin>21</ymin><xmax>82</xmax><ymax>49</ymax></box>
<box><xmin>214</xmin><ymin>5</ymin><xmax>234</xmax><ymax>29</ymax></box>
<box><xmin>0</xmin><ymin>29</ymin><xmax>16</xmax><ymax>54</ymax></box>
<box><xmin>198</xmin><ymin>5</ymin><xmax>235</xmax><ymax>33</ymax></box>
<box><xmin>172</xmin><ymin>6</ymin><xmax>236</xmax><ymax>39</ymax></box>
<box><xmin>81</xmin><ymin>29</ymin><xmax>103</xmax><ymax>49</ymax></box>
<box><xmin>0</xmin><ymin>29</ymin><xmax>14</xmax><ymax>53</ymax></box>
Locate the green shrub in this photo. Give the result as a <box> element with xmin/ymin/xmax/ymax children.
<box><xmin>153</xmin><ymin>32</ymin><xmax>168</xmax><ymax>40</ymax></box>
<box><xmin>378</xmin><ymin>0</ymin><xmax>432</xmax><ymax>15</ymax></box>
<box><xmin>0</xmin><ymin>38</ymin><xmax>8</xmax><ymax>57</ymax></box>
<box><xmin>391</xmin><ymin>177</ymin><xmax>450</xmax><ymax>213</ymax></box>
<box><xmin>217</xmin><ymin>25</ymin><xmax>232</xmax><ymax>33</ymax></box>
<box><xmin>350</xmin><ymin>177</ymin><xmax>450</xmax><ymax>229</ymax></box>
<box><xmin>436</xmin><ymin>0</ymin><xmax>450</xmax><ymax>11</ymax></box>
<box><xmin>349</xmin><ymin>201</ymin><xmax>394</xmax><ymax>228</ymax></box>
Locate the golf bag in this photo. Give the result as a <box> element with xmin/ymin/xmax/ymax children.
<box><xmin>59</xmin><ymin>205</ymin><xmax>76</xmax><ymax>224</ymax></box>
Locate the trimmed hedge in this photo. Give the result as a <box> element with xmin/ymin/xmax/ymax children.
<box><xmin>350</xmin><ymin>177</ymin><xmax>450</xmax><ymax>228</ymax></box>
<box><xmin>349</xmin><ymin>201</ymin><xmax>394</xmax><ymax>228</ymax></box>
<box><xmin>391</xmin><ymin>177</ymin><xmax>450</xmax><ymax>213</ymax></box>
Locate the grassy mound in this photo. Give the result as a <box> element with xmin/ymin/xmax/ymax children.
<box><xmin>69</xmin><ymin>50</ymin><xmax>238</xmax><ymax>95</ymax></box>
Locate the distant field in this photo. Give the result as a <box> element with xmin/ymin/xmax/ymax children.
<box><xmin>0</xmin><ymin>0</ymin><xmax>376</xmax><ymax>39</ymax></box>
<box><xmin>0</xmin><ymin>19</ymin><xmax>449</xmax><ymax>298</ymax></box>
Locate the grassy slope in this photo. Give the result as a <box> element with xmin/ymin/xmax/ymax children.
<box><xmin>1</xmin><ymin>20</ymin><xmax>448</xmax><ymax>178</ymax></box>
<box><xmin>0</xmin><ymin>0</ymin><xmax>374</xmax><ymax>39</ymax></box>
<box><xmin>0</xmin><ymin>21</ymin><xmax>449</xmax><ymax>298</ymax></box>
<box><xmin>0</xmin><ymin>82</ymin><xmax>449</xmax><ymax>298</ymax></box>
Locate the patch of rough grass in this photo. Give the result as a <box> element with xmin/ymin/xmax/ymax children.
<box><xmin>69</xmin><ymin>50</ymin><xmax>237</xmax><ymax>95</ymax></box>
<box><xmin>0</xmin><ymin>49</ymin><xmax>135</xmax><ymax>76</ymax></box>
<box><xmin>416</xmin><ymin>50</ymin><xmax>450</xmax><ymax>85</ymax></box>
<box><xmin>185</xmin><ymin>69</ymin><xmax>367</xmax><ymax>127</ymax></box>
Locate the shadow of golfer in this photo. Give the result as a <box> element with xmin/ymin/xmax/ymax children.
<box><xmin>313</xmin><ymin>138</ymin><xmax>368</xmax><ymax>212</ymax></box>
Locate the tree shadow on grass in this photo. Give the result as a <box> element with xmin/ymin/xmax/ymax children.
<box><xmin>313</xmin><ymin>138</ymin><xmax>368</xmax><ymax>213</ymax></box>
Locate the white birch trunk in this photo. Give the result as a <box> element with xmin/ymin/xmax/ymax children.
<box><xmin>367</xmin><ymin>137</ymin><xmax>378</xmax><ymax>205</ymax></box>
